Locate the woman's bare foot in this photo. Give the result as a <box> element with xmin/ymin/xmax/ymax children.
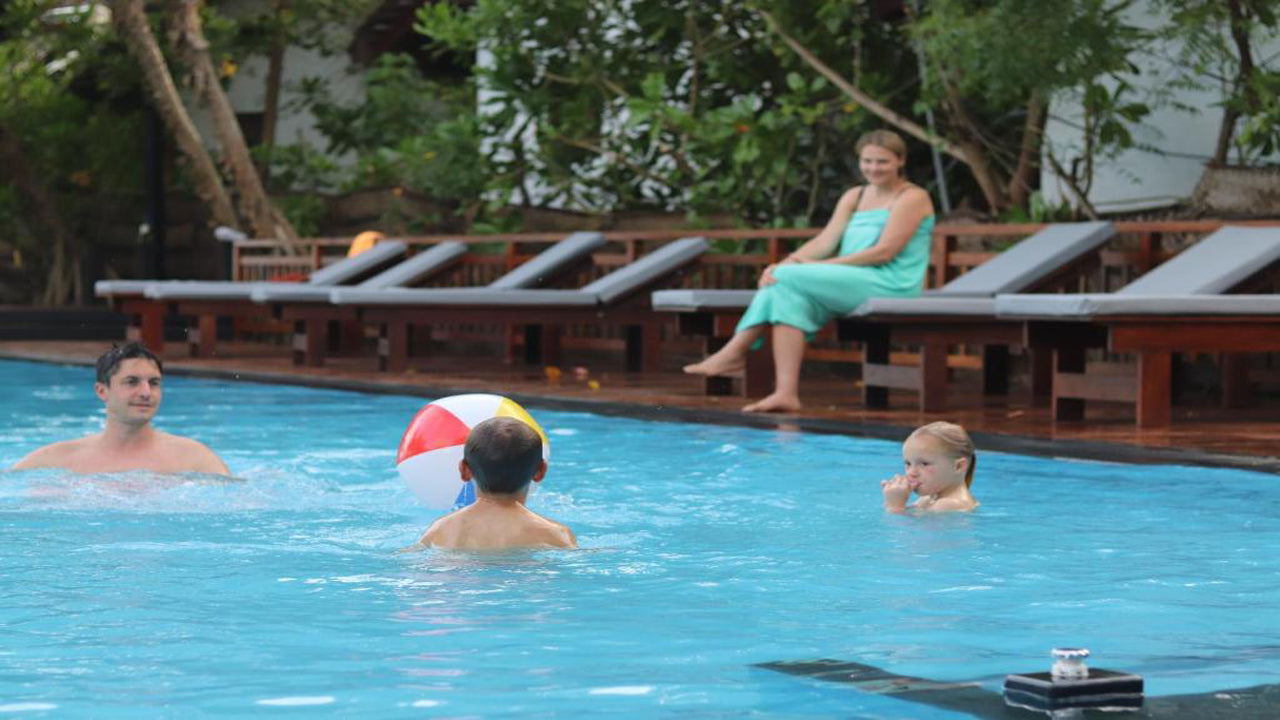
<box><xmin>742</xmin><ymin>392</ymin><xmax>802</xmax><ymax>413</ymax></box>
<box><xmin>682</xmin><ymin>352</ymin><xmax>745</xmax><ymax>377</ymax></box>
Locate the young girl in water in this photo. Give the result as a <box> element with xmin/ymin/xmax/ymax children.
<box><xmin>882</xmin><ymin>421</ymin><xmax>978</xmax><ymax>514</ymax></box>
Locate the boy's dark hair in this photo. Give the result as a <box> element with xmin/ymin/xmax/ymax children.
<box><xmin>463</xmin><ymin>417</ymin><xmax>543</xmax><ymax>495</ymax></box>
<box><xmin>96</xmin><ymin>342</ymin><xmax>163</xmax><ymax>384</ymax></box>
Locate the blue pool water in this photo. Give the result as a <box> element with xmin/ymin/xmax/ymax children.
<box><xmin>1</xmin><ymin>358</ymin><xmax>1279</xmax><ymax>718</ymax></box>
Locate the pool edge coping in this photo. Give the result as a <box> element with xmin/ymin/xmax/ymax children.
<box><xmin>5</xmin><ymin>351</ymin><xmax>1279</xmax><ymax>475</ymax></box>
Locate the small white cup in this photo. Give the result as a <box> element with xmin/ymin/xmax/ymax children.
<box><xmin>1051</xmin><ymin>647</ymin><xmax>1090</xmax><ymax>680</ymax></box>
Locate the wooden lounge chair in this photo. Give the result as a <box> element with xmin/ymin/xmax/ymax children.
<box><xmin>653</xmin><ymin>222</ymin><xmax>1117</xmax><ymax>407</ymax></box>
<box><xmin>993</xmin><ymin>225</ymin><xmax>1280</xmax><ymax>427</ymax></box>
<box><xmin>330</xmin><ymin>236</ymin><xmax>709</xmax><ymax>372</ymax></box>
<box><xmin>263</xmin><ymin>231</ymin><xmax>606</xmax><ymax>367</ymax></box>
<box><xmin>95</xmin><ymin>239</ymin><xmax>409</xmax><ymax>354</ymax></box>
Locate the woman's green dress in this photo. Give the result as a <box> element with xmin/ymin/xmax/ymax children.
<box><xmin>736</xmin><ymin>209</ymin><xmax>936</xmax><ymax>336</ymax></box>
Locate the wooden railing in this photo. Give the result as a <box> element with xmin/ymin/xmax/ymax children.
<box><xmin>225</xmin><ymin>219</ymin><xmax>1280</xmax><ymax>369</ymax></box>
<box><xmin>232</xmin><ymin>220</ymin><xmax>1280</xmax><ymax>294</ymax></box>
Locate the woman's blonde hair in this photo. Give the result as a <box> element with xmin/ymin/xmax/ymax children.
<box><xmin>909</xmin><ymin>421</ymin><xmax>976</xmax><ymax>487</ymax></box>
<box><xmin>855</xmin><ymin>130</ymin><xmax>908</xmax><ymax>176</ymax></box>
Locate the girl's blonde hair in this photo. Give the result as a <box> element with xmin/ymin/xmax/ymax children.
<box><xmin>855</xmin><ymin>129</ymin><xmax>908</xmax><ymax>176</ymax></box>
<box><xmin>909</xmin><ymin>421</ymin><xmax>976</xmax><ymax>487</ymax></box>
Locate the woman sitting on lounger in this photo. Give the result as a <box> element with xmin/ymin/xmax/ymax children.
<box><xmin>684</xmin><ymin>129</ymin><xmax>936</xmax><ymax>413</ymax></box>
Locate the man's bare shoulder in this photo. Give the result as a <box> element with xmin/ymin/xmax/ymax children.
<box><xmin>11</xmin><ymin>436</ymin><xmax>96</xmax><ymax>470</ymax></box>
<box><xmin>154</xmin><ymin>431</ymin><xmax>230</xmax><ymax>475</ymax></box>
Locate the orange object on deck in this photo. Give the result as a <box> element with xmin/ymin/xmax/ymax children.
<box><xmin>347</xmin><ymin>230</ymin><xmax>385</xmax><ymax>257</ymax></box>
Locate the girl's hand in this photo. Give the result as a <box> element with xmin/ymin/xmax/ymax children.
<box><xmin>881</xmin><ymin>474</ymin><xmax>912</xmax><ymax>513</ymax></box>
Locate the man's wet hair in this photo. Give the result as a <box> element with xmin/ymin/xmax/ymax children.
<box><xmin>96</xmin><ymin>342</ymin><xmax>163</xmax><ymax>385</ymax></box>
<box><xmin>463</xmin><ymin>417</ymin><xmax>543</xmax><ymax>495</ymax></box>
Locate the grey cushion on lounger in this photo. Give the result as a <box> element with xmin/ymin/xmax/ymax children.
<box><xmin>846</xmin><ymin>221</ymin><xmax>1117</xmax><ymax>317</ymax></box>
<box><xmin>583</xmin><ymin>237</ymin><xmax>708</xmax><ymax>304</ymax></box>
<box><xmin>934</xmin><ymin>221</ymin><xmax>1115</xmax><ymax>297</ymax></box>
<box><xmin>333</xmin><ymin>237</ymin><xmax>708</xmax><ymax>308</ymax></box>
<box><xmin>652</xmin><ymin>289</ymin><xmax>757</xmax><ymax>312</ymax></box>
<box><xmin>136</xmin><ymin>240</ymin><xmax>412</xmax><ymax>302</ymax></box>
<box><xmin>995</xmin><ymin>226</ymin><xmax>1280</xmax><ymax>319</ymax></box>
<box><xmin>996</xmin><ymin>294</ymin><xmax>1280</xmax><ymax>318</ymax></box>
<box><xmin>487</xmin><ymin>232</ymin><xmax>606</xmax><ymax>290</ymax></box>
<box><xmin>144</xmin><ymin>280</ymin><xmax>264</xmax><ymax>301</ymax></box>
<box><xmin>332</xmin><ymin>287</ymin><xmax>603</xmax><ymax>307</ymax></box>
<box><xmin>303</xmin><ymin>239</ymin><xmax>408</xmax><ymax>285</ymax></box>
<box><xmin>650</xmin><ymin>223</ymin><xmax>1116</xmax><ymax>315</ymax></box>
<box><xmin>329</xmin><ymin>232</ymin><xmax>606</xmax><ymax>305</ymax></box>
<box><xmin>94</xmin><ymin>280</ymin><xmax>155</xmax><ymax>297</ymax></box>
<box><xmin>250</xmin><ymin>241</ymin><xmax>467</xmax><ymax>302</ymax></box>
<box><xmin>848</xmin><ymin>296</ymin><xmax>998</xmax><ymax>317</ymax></box>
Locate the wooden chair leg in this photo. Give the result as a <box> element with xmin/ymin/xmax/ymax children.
<box><xmin>700</xmin><ymin>337</ymin><xmax>734</xmax><ymax>396</ymax></box>
<box><xmin>338</xmin><ymin>320</ymin><xmax>363</xmax><ymax>355</ymax></box>
<box><xmin>1221</xmin><ymin>352</ymin><xmax>1250</xmax><ymax>408</ymax></box>
<box><xmin>982</xmin><ymin>344</ymin><xmax>1010</xmax><ymax>395</ymax></box>
<box><xmin>1052</xmin><ymin>347</ymin><xmax>1086</xmax><ymax>421</ymax></box>
<box><xmin>625</xmin><ymin>323</ymin><xmax>663</xmax><ymax>373</ymax></box>
<box><xmin>523</xmin><ymin>325</ymin><xmax>541</xmax><ymax>365</ymax></box>
<box><xmin>1136</xmin><ymin>351</ymin><xmax>1172</xmax><ymax>428</ymax></box>
<box><xmin>743</xmin><ymin>336</ymin><xmax>773</xmax><ymax>398</ymax></box>
<box><xmin>380</xmin><ymin>321</ymin><xmax>408</xmax><ymax>373</ymax></box>
<box><xmin>862</xmin><ymin>336</ymin><xmax>890</xmax><ymax>409</ymax></box>
<box><xmin>189</xmin><ymin>314</ymin><xmax>217</xmax><ymax>358</ymax></box>
<box><xmin>541</xmin><ymin>325</ymin><xmax>563</xmax><ymax>367</ymax></box>
<box><xmin>1030</xmin><ymin>347</ymin><xmax>1052</xmax><ymax>406</ymax></box>
<box><xmin>135</xmin><ymin>306</ymin><xmax>165</xmax><ymax>354</ymax></box>
<box><xmin>920</xmin><ymin>340</ymin><xmax>949</xmax><ymax>413</ymax></box>
<box><xmin>300</xmin><ymin>318</ymin><xmax>327</xmax><ymax>367</ymax></box>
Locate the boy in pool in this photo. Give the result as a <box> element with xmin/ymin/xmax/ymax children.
<box><xmin>882</xmin><ymin>421</ymin><xmax>978</xmax><ymax>514</ymax></box>
<box><xmin>416</xmin><ymin>417</ymin><xmax>577</xmax><ymax>550</ymax></box>
<box><xmin>11</xmin><ymin>342</ymin><xmax>229</xmax><ymax>475</ymax></box>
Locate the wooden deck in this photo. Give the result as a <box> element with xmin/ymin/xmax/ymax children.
<box><xmin>3</xmin><ymin>339</ymin><xmax>1279</xmax><ymax>474</ymax></box>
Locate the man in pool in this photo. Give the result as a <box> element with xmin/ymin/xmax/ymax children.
<box><xmin>11</xmin><ymin>342</ymin><xmax>230</xmax><ymax>475</ymax></box>
<box><xmin>414</xmin><ymin>417</ymin><xmax>576</xmax><ymax>550</ymax></box>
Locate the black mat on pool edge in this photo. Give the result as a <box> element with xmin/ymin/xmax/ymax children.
<box><xmin>758</xmin><ymin>658</ymin><xmax>1280</xmax><ymax>719</ymax></box>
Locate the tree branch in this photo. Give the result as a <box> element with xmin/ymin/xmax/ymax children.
<box><xmin>755</xmin><ymin>8</ymin><xmax>968</xmax><ymax>163</ymax></box>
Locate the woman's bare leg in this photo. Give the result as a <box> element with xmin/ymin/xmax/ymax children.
<box><xmin>742</xmin><ymin>324</ymin><xmax>806</xmax><ymax>413</ymax></box>
<box><xmin>683</xmin><ymin>324</ymin><xmax>765</xmax><ymax>376</ymax></box>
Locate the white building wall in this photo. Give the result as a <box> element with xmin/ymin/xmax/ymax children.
<box><xmin>186</xmin><ymin>15</ymin><xmax>365</xmax><ymax>176</ymax></box>
<box><xmin>1041</xmin><ymin>1</ymin><xmax>1280</xmax><ymax>213</ymax></box>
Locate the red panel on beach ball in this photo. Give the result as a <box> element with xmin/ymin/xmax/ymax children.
<box><xmin>397</xmin><ymin>405</ymin><xmax>471</xmax><ymax>462</ymax></box>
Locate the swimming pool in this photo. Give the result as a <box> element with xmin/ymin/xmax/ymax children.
<box><xmin>2</xmin><ymin>358</ymin><xmax>1278</xmax><ymax>717</ymax></box>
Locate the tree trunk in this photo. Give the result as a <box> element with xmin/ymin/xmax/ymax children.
<box><xmin>170</xmin><ymin>0</ymin><xmax>298</xmax><ymax>241</ymax></box>
<box><xmin>108</xmin><ymin>0</ymin><xmax>239</xmax><ymax>231</ymax></box>
<box><xmin>258</xmin><ymin>0</ymin><xmax>287</xmax><ymax>182</ymax></box>
<box><xmin>1212</xmin><ymin>0</ymin><xmax>1259</xmax><ymax>166</ymax></box>
<box><xmin>757</xmin><ymin>8</ymin><xmax>1019</xmax><ymax>214</ymax></box>
<box><xmin>757</xmin><ymin>9</ymin><xmax>970</xmax><ymax>163</ymax></box>
<box><xmin>937</xmin><ymin>76</ymin><xmax>1007</xmax><ymax>213</ymax></box>
<box><xmin>1007</xmin><ymin>92</ymin><xmax>1046</xmax><ymax>208</ymax></box>
<box><xmin>0</xmin><ymin>124</ymin><xmax>81</xmax><ymax>305</ymax></box>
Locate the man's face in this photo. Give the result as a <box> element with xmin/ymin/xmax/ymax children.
<box><xmin>95</xmin><ymin>357</ymin><xmax>162</xmax><ymax>426</ymax></box>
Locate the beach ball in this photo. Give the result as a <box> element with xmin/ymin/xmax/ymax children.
<box><xmin>396</xmin><ymin>393</ymin><xmax>550</xmax><ymax>509</ymax></box>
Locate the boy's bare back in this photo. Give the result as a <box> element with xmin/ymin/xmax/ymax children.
<box><xmin>421</xmin><ymin>501</ymin><xmax>576</xmax><ymax>550</ymax></box>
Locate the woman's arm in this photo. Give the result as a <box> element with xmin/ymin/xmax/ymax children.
<box><xmin>787</xmin><ymin>186</ymin><xmax>863</xmax><ymax>262</ymax></box>
<box><xmin>758</xmin><ymin>187</ymin><xmax>862</xmax><ymax>287</ymax></box>
<box><xmin>821</xmin><ymin>187</ymin><xmax>933</xmax><ymax>267</ymax></box>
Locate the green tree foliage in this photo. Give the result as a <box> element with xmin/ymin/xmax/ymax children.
<box><xmin>274</xmin><ymin>52</ymin><xmax>487</xmax><ymax>230</ymax></box>
<box><xmin>0</xmin><ymin>1</ymin><xmax>145</xmax><ymax>302</ymax></box>
<box><xmin>1153</xmin><ymin>0</ymin><xmax>1280</xmax><ymax>163</ymax></box>
<box><xmin>909</xmin><ymin>0</ymin><xmax>1150</xmax><ymax>214</ymax></box>
<box><xmin>414</xmin><ymin>0</ymin><xmax>918</xmax><ymax>227</ymax></box>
